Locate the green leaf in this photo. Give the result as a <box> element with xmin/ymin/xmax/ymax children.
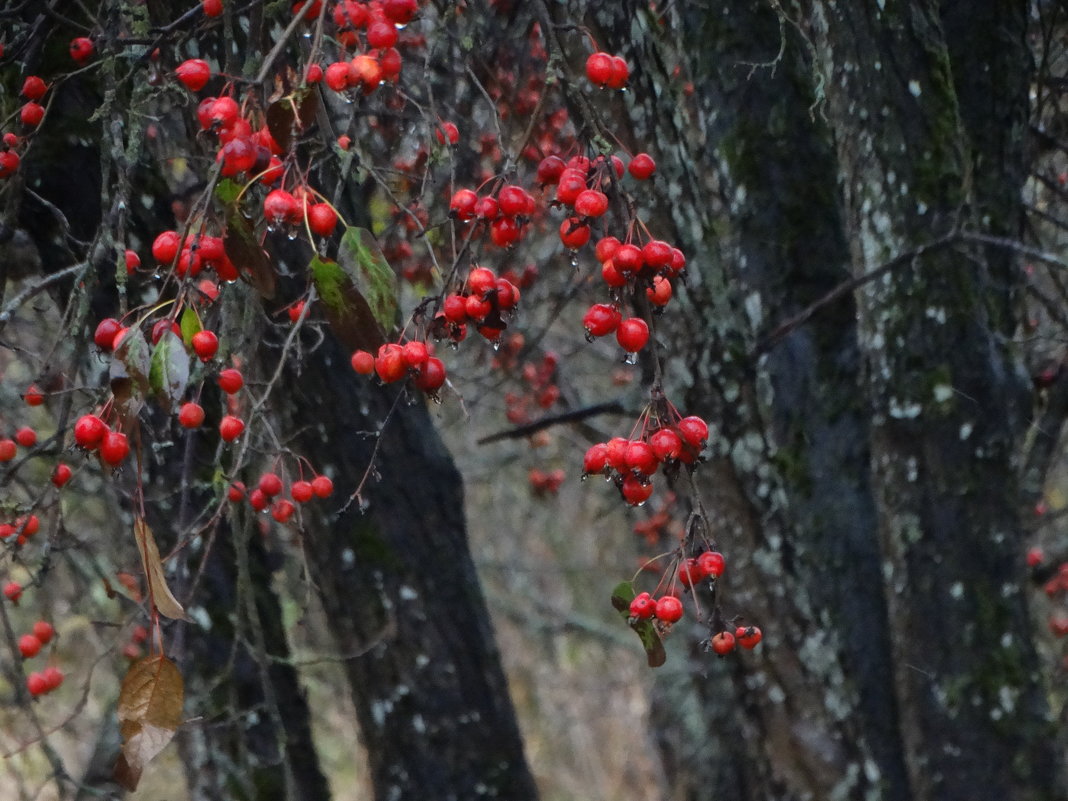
<box><xmin>311</xmin><ymin>255</ymin><xmax>386</xmax><ymax>351</ymax></box>
<box><xmin>214</xmin><ymin>178</ymin><xmax>242</xmax><ymax>207</ymax></box>
<box><xmin>149</xmin><ymin>330</ymin><xmax>189</xmax><ymax>412</ymax></box>
<box><xmin>611</xmin><ymin>581</ymin><xmax>667</xmax><ymax>668</ymax></box>
<box><xmin>337</xmin><ymin>226</ymin><xmax>398</xmax><ymax>334</ymax></box>
<box><xmin>179</xmin><ymin>307</ymin><xmax>202</xmax><ymax>348</ymax></box>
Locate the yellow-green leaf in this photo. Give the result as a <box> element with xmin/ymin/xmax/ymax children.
<box><xmin>611</xmin><ymin>581</ymin><xmax>666</xmax><ymax>668</ymax></box>
<box><xmin>337</xmin><ymin>226</ymin><xmax>398</xmax><ymax>334</ymax></box>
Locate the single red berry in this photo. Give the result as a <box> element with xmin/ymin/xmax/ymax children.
<box><xmin>307</xmin><ymin>203</ymin><xmax>338</xmax><ymax>236</ymax></box>
<box><xmin>150</xmin><ymin>318</ymin><xmax>181</xmax><ymax>345</ymax></box>
<box><xmin>19</xmin><ymin>634</ymin><xmax>42</xmax><ymax>658</ymax></box>
<box><xmin>647</xmin><ymin>275</ymin><xmax>673</xmax><ymax>306</ymax></box>
<box><xmin>51</xmin><ymin>463</ymin><xmax>72</xmax><ymax>488</ymax></box>
<box><xmin>291</xmin><ymin>480</ymin><xmax>314</xmax><ymax>503</ymax></box>
<box><xmin>258</xmin><ymin>472</ymin><xmax>283</xmax><ymax>497</ymax></box>
<box><xmin>628</xmin><ymin>153</ymin><xmax>656</xmax><ymax>180</ymax></box>
<box><xmin>649</xmin><ymin>427</ymin><xmax>683</xmax><ymax>462</ymax></box>
<box><xmin>697</xmin><ymin>550</ymin><xmax>725</xmax><ymax>578</ymax></box>
<box><xmin>178</xmin><ymin>402</ymin><xmax>205</xmax><ymax>429</ymax></box>
<box><xmin>536</xmin><ymin>155</ymin><xmax>566</xmax><ymax>185</ymax></box>
<box><xmin>311</xmin><ymin>475</ymin><xmax>334</xmax><ymax>498</ymax></box>
<box><xmin>414</xmin><ymin>357</ymin><xmax>447</xmax><ymax>393</ymax></box>
<box><xmin>351</xmin><ymin>350</ymin><xmax>375</xmax><ymax>375</ymax></box>
<box><xmin>583</xmin><ymin>442</ymin><xmax>609</xmax><ymax>474</ymax></box>
<box><xmin>20</xmin><ymin>102</ymin><xmax>45</xmax><ymax>128</ymax></box>
<box><xmin>449</xmin><ymin>189</ymin><xmax>478</xmax><ymax>220</ymax></box>
<box><xmin>677</xmin><ymin>415</ymin><xmax>710</xmax><ymax>449</ymax></box>
<box><xmin>614</xmin><ymin>243</ymin><xmax>644</xmax><ymax>273</ymax></box>
<box><xmin>586</xmin><ymin>52</ymin><xmax>613</xmax><ymax>86</ymax></box>
<box><xmin>0</xmin><ymin>150</ymin><xmax>21</xmax><ymax>179</ymax></box>
<box><xmin>152</xmin><ymin>230</ymin><xmax>181</xmax><ymax>264</ymax></box>
<box><xmin>73</xmin><ymin>415</ymin><xmax>108</xmax><ymax>450</ymax></box>
<box><xmin>249</xmin><ymin>488</ymin><xmax>269</xmax><ymax>511</ymax></box>
<box><xmin>490</xmin><ymin>216</ymin><xmax>522</xmax><ymax>247</ymax></box>
<box><xmin>216</xmin><ymin>368</ymin><xmax>243</xmax><ymax>394</ymax></box>
<box><xmin>219</xmin><ymin>415</ymin><xmax>245</xmax><ymax>442</ymax></box>
<box><xmin>175</xmin><ymin>59</ymin><xmax>212</xmax><ymax>91</ymax></box>
<box><xmin>625</xmin><ymin>440</ymin><xmax>659</xmax><ymax>476</ymax></box>
<box><xmin>271</xmin><ymin>499</ymin><xmax>296</xmax><ymax>523</ymax></box>
<box><xmin>736</xmin><ymin>625</ymin><xmax>762</xmax><ymax>649</ymax></box>
<box><xmin>325</xmin><ymin>61</ymin><xmax>351</xmax><ymax>91</ymax></box>
<box><xmin>192</xmin><ymin>330</ymin><xmax>219</xmax><ymax>361</ymax></box>
<box><xmin>374</xmin><ymin>343</ymin><xmax>408</xmax><ymax>383</ymax></box>
<box><xmin>24</xmin><ymin>384</ymin><xmax>45</xmax><ymax>406</ymax></box>
<box><xmin>403</xmin><ymin>340</ymin><xmax>430</xmax><ymax>368</ymax></box>
<box><xmin>367</xmin><ymin>20</ymin><xmax>398</xmax><ymax>48</ymax></box>
<box><xmin>382</xmin><ymin>0</ymin><xmax>417</xmax><ymax>23</ymax></box>
<box><xmin>711</xmin><ymin>631</ymin><xmax>736</xmax><ymax>655</ymax></box>
<box><xmin>621</xmin><ymin>473</ymin><xmax>653</xmax><ymax>506</ymax></box>
<box><xmin>616</xmin><ymin>317</ymin><xmax>650</xmax><ymax>353</ymax></box>
<box><xmin>288</xmin><ymin>300</ymin><xmax>306</xmax><ymax>323</ymax></box>
<box><xmin>497</xmin><ymin>185</ymin><xmax>528</xmax><ymax>217</ymax></box>
<box><xmin>554</xmin><ymin>169</ymin><xmax>587</xmax><ymax>206</ymax></box>
<box><xmin>32</xmin><ymin>620</ymin><xmax>54</xmax><ymax>644</ymax></box>
<box><xmin>21</xmin><ymin>76</ymin><xmax>48</xmax><ymax>100</ymax></box>
<box><xmin>26</xmin><ymin>671</ymin><xmax>48</xmax><ymax>697</ymax></box>
<box><xmin>202</xmin><ymin>0</ymin><xmax>223</xmax><ymax>16</ymax></box>
<box><xmin>654</xmin><ymin>595</ymin><xmax>683</xmax><ymax>623</ymax></box>
<box><xmin>676</xmin><ymin>557</ymin><xmax>704</xmax><ymax>587</ymax></box>
<box><xmin>559</xmin><ymin>217</ymin><xmax>591</xmax><ymax>249</ymax></box>
<box><xmin>42</xmin><ymin>666</ymin><xmax>63</xmax><ymax>691</ymax></box>
<box><xmin>210</xmin><ymin>96</ymin><xmax>241</xmax><ymax>129</ymax></box>
<box><xmin>228</xmin><ymin>481</ymin><xmax>246</xmax><ymax>502</ymax></box>
<box><xmin>4</xmin><ymin>582</ymin><xmax>23</xmax><ymax>603</ymax></box>
<box><xmin>94</xmin><ymin>318</ymin><xmax>122</xmax><ymax>351</ymax></box>
<box><xmin>304</xmin><ymin>62</ymin><xmax>323</xmax><ymax>84</ymax></box>
<box><xmin>69</xmin><ymin>37</ymin><xmax>95</xmax><ymax>63</ymax></box>
<box><xmin>467</xmin><ymin>267</ymin><xmax>497</xmax><ymax>297</ymax></box>
<box><xmin>629</xmin><ymin>591</ymin><xmax>656</xmax><ymax>619</ymax></box>
<box><xmin>14</xmin><ymin>427</ymin><xmax>36</xmax><ymax>448</ymax></box>
<box><xmin>17</xmin><ymin>514</ymin><xmax>40</xmax><ymax>538</ymax></box>
<box><xmin>100</xmin><ymin>430</ymin><xmax>130</xmax><ymax>466</ymax></box>
<box><xmin>607</xmin><ymin>56</ymin><xmax>630</xmax><ymax>89</ymax></box>
<box><xmin>573</xmin><ymin>189</ymin><xmax>609</xmax><ymax>218</ymax></box>
<box><xmin>435</xmin><ymin>121</ymin><xmax>459</xmax><ymax>146</ymax></box>
<box><xmin>125</xmin><ymin>249</ymin><xmax>141</xmax><ymax>274</ymax></box>
<box><xmin>263</xmin><ymin>189</ymin><xmax>301</xmax><ymax>226</ymax></box>
<box><xmin>1027</xmin><ymin>547</ymin><xmax>1044</xmax><ymax>567</ymax></box>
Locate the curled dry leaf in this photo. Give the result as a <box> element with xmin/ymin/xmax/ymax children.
<box><xmin>133</xmin><ymin>518</ymin><xmax>190</xmax><ymax>621</ymax></box>
<box><xmin>113</xmin><ymin>655</ymin><xmax>184</xmax><ymax>791</ymax></box>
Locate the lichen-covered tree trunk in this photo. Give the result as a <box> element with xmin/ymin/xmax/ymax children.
<box><xmin>281</xmin><ymin>335</ymin><xmax>539</xmax><ymax>801</ymax></box>
<box><xmin>800</xmin><ymin>2</ymin><xmax>1058</xmax><ymax>797</ymax></box>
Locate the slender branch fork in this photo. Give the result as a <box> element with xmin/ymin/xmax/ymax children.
<box><xmin>753</xmin><ymin>230</ymin><xmax>1068</xmax><ymax>356</ymax></box>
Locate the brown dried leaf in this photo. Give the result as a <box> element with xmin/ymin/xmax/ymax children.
<box><xmin>113</xmin><ymin>655</ymin><xmax>184</xmax><ymax>791</ymax></box>
<box><xmin>224</xmin><ymin>209</ymin><xmax>276</xmax><ymax>299</ymax></box>
<box><xmin>133</xmin><ymin>518</ymin><xmax>190</xmax><ymax>622</ymax></box>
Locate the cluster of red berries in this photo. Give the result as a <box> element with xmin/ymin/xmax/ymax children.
<box><xmin>263</xmin><ymin>189</ymin><xmax>340</xmax><ymax>236</ymax></box>
<box><xmin>528</xmin><ymin>467</ymin><xmax>565</xmax><ymax>496</ymax></box>
<box><xmin>351</xmin><ymin>340</ymin><xmax>446</xmax><ymax>393</ymax></box>
<box><xmin>72</xmin><ymin>413</ymin><xmax>130</xmax><ymax>466</ymax></box>
<box><xmin>317</xmin><ymin>0</ymin><xmax>417</xmax><ymax>91</ymax></box>
<box><xmin>503</xmin><ymin>349</ymin><xmax>561</xmax><ymax>425</ymax></box>
<box><xmin>229</xmin><ymin>471</ymin><xmax>334</xmax><ymax>523</ymax></box>
<box><xmin>0</xmin><ymin>513</ymin><xmax>40</xmax><ymax>547</ymax></box>
<box><xmin>583</xmin><ymin>415</ymin><xmax>709</xmax><ymax>506</ymax></box>
<box><xmin>151</xmin><ymin>227</ymin><xmax>239</xmax><ymax>282</ymax></box>
<box><xmin>18</xmin><ymin>620</ymin><xmax>55</xmax><ymax>658</ymax></box>
<box><xmin>26</xmin><ymin>666</ymin><xmax>65</xmax><ymax>698</ymax></box>
<box><xmin>438</xmin><ymin>265</ymin><xmax>522</xmax><ymax>344</ymax></box>
<box><xmin>121</xmin><ymin>623</ymin><xmax>151</xmax><ymax>662</ymax></box>
<box><xmin>449</xmin><ymin>183</ymin><xmax>537</xmax><ymax>248</ymax></box>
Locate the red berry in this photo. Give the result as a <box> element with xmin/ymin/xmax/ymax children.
<box><xmin>176</xmin><ymin>59</ymin><xmax>212</xmax><ymax>91</ymax></box>
<box><xmin>4</xmin><ymin>582</ymin><xmax>23</xmax><ymax>603</ymax></box>
<box><xmin>629</xmin><ymin>591</ymin><xmax>656</xmax><ymax>619</ymax></box>
<box><xmin>677</xmin><ymin>557</ymin><xmax>703</xmax><ymax>587</ymax></box>
<box><xmin>614</xmin><ymin>243</ymin><xmax>644</xmax><ymax>273</ymax></box>
<box><xmin>26</xmin><ymin>672</ymin><xmax>48</xmax><ymax>697</ymax></box>
<box><xmin>20</xmin><ymin>102</ymin><xmax>44</xmax><ymax>128</ymax></box>
<box><xmin>351</xmin><ymin>350</ymin><xmax>375</xmax><ymax>375</ymax></box>
<box><xmin>647</xmin><ymin>275</ymin><xmax>673</xmax><ymax>306</ymax></box>
<box><xmin>291</xmin><ymin>480</ymin><xmax>314</xmax><ymax>503</ymax></box>
<box><xmin>178</xmin><ymin>402</ymin><xmax>206</xmax><ymax>429</ymax></box>
<box><xmin>210</xmin><ymin>96</ymin><xmax>241</xmax><ymax>129</ymax></box>
<box><xmin>490</xmin><ymin>217</ymin><xmax>521</xmax><ymax>247</ymax></box>
<box><xmin>554</xmin><ymin>169</ymin><xmax>587</xmax><ymax>206</ymax></box>
<box><xmin>601</xmin><ymin>260</ymin><xmax>627</xmax><ymax>289</ymax></box>
<box><xmin>0</xmin><ymin>150</ymin><xmax>20</xmax><ymax>179</ymax></box>
<box><xmin>19</xmin><ymin>634</ymin><xmax>42</xmax><ymax>658</ymax></box>
<box><xmin>607</xmin><ymin>56</ymin><xmax>629</xmax><ymax>89</ymax></box>
<box><xmin>536</xmin><ymin>155</ymin><xmax>566</xmax><ymax>185</ymax></box>
<box><xmin>654</xmin><ymin>595</ymin><xmax>683</xmax><ymax>623</ymax></box>
<box><xmin>100</xmin><ymin>431</ymin><xmax>130</xmax><ymax>466</ymax></box>
<box><xmin>616</xmin><ymin>317</ymin><xmax>650</xmax><ymax>353</ymax></box>
<box><xmin>249</xmin><ymin>488</ymin><xmax>269</xmax><ymax>511</ymax></box>
<box><xmin>403</xmin><ymin>340</ymin><xmax>430</xmax><ymax>367</ymax></box>
<box><xmin>628</xmin><ymin>153</ymin><xmax>656</xmax><ymax>180</ymax></box>
<box><xmin>217</xmin><ymin>368</ymin><xmax>244</xmax><ymax>393</ymax></box>
<box><xmin>17</xmin><ymin>514</ymin><xmax>39</xmax><ymax>538</ymax></box>
<box><xmin>649</xmin><ymin>427</ymin><xmax>682</xmax><ymax>462</ymax></box>
<box><xmin>74</xmin><ymin>415</ymin><xmax>108</xmax><ymax>450</ymax></box>
<box><xmin>559</xmin><ymin>217</ymin><xmax>591</xmax><ymax>249</ymax></box>
<box><xmin>697</xmin><ymin>550</ymin><xmax>725</xmax><ymax>578</ymax></box>
<box><xmin>305</xmin><ymin>63</ymin><xmax>323</xmax><ymax>84</ymax></box>
<box><xmin>1026</xmin><ymin>547</ymin><xmax>1044</xmax><ymax>567</ymax></box>
<box><xmin>449</xmin><ymin>189</ymin><xmax>478</xmax><ymax>220</ymax></box>
<box><xmin>374</xmin><ymin>343</ymin><xmax>408</xmax><ymax>383</ymax></box>
<box><xmin>24</xmin><ymin>384</ymin><xmax>45</xmax><ymax>406</ymax></box>
<box><xmin>382</xmin><ymin>0</ymin><xmax>417</xmax><ymax>23</ymax></box>
<box><xmin>625</xmin><ymin>440</ymin><xmax>659</xmax><ymax>476</ymax></box>
<box><xmin>311</xmin><ymin>475</ymin><xmax>334</xmax><ymax>498</ymax></box>
<box><xmin>367</xmin><ymin>20</ymin><xmax>398</xmax><ymax>49</ymax></box>
<box><xmin>150</xmin><ymin>319</ymin><xmax>181</xmax><ymax>345</ymax></box>
<box><xmin>94</xmin><ymin>317</ymin><xmax>122</xmax><ymax>350</ymax></box>
<box><xmin>258</xmin><ymin>472</ymin><xmax>283</xmax><ymax>497</ymax></box>
<box><xmin>32</xmin><ymin>620</ymin><xmax>54</xmax><ymax>644</ymax></box>
<box><xmin>14</xmin><ymin>427</ymin><xmax>36</xmax><ymax>448</ymax></box>
<box><xmin>467</xmin><ymin>267</ymin><xmax>497</xmax><ymax>296</ymax></box>
<box><xmin>736</xmin><ymin>625</ymin><xmax>762</xmax><ymax>649</ymax></box>
<box><xmin>307</xmin><ymin>203</ymin><xmax>338</xmax><ymax>236</ymax></box>
<box><xmin>677</xmin><ymin>415</ymin><xmax>709</xmax><ymax>449</ymax></box>
<box><xmin>69</xmin><ymin>37</ymin><xmax>94</xmax><ymax>63</ymax></box>
<box><xmin>219</xmin><ymin>415</ymin><xmax>245</xmax><ymax>442</ymax></box>
<box><xmin>710</xmin><ymin>631</ymin><xmax>736</xmax><ymax>655</ymax></box>
<box><xmin>583</xmin><ymin>443</ymin><xmax>609</xmax><ymax>474</ymax></box>
<box><xmin>263</xmin><ymin>189</ymin><xmax>301</xmax><ymax>226</ymax></box>
<box><xmin>573</xmin><ymin>189</ymin><xmax>608</xmax><ymax>218</ymax></box>
<box><xmin>497</xmin><ymin>185</ymin><xmax>528</xmax><ymax>217</ymax></box>
<box><xmin>586</xmin><ymin>52</ymin><xmax>613</xmax><ymax>86</ymax></box>
<box><xmin>21</xmin><ymin>76</ymin><xmax>47</xmax><ymax>100</ymax></box>
<box><xmin>325</xmin><ymin>61</ymin><xmax>351</xmax><ymax>91</ymax></box>
<box><xmin>191</xmin><ymin>330</ymin><xmax>219</xmax><ymax>361</ymax></box>
<box><xmin>51</xmin><ymin>463</ymin><xmax>72</xmax><ymax>488</ymax></box>
<box><xmin>42</xmin><ymin>666</ymin><xmax>63</xmax><ymax>691</ymax></box>
<box><xmin>228</xmin><ymin>481</ymin><xmax>246</xmax><ymax>502</ymax></box>
<box><xmin>414</xmin><ymin>357</ymin><xmax>447</xmax><ymax>393</ymax></box>
<box><xmin>152</xmin><ymin>230</ymin><xmax>181</xmax><ymax>264</ymax></box>
<box><xmin>435</xmin><ymin>121</ymin><xmax>459</xmax><ymax>146</ymax></box>
<box><xmin>621</xmin><ymin>473</ymin><xmax>653</xmax><ymax>506</ymax></box>
<box><xmin>203</xmin><ymin>0</ymin><xmax>223</xmax><ymax>16</ymax></box>
<box><xmin>125</xmin><ymin>249</ymin><xmax>141</xmax><ymax>274</ymax></box>
<box><xmin>271</xmin><ymin>499</ymin><xmax>296</xmax><ymax>523</ymax></box>
<box><xmin>288</xmin><ymin>300</ymin><xmax>306</xmax><ymax>323</ymax></box>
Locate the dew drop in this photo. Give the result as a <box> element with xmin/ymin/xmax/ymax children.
<box><xmin>491</xmin><ymin>339</ymin><xmax>502</xmax><ymax>351</ymax></box>
<box><xmin>622</xmin><ymin>352</ymin><xmax>637</xmax><ymax>365</ymax></box>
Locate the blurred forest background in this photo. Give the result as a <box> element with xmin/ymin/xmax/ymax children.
<box><xmin>2</xmin><ymin>1</ymin><xmax>1068</xmax><ymax>801</ymax></box>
